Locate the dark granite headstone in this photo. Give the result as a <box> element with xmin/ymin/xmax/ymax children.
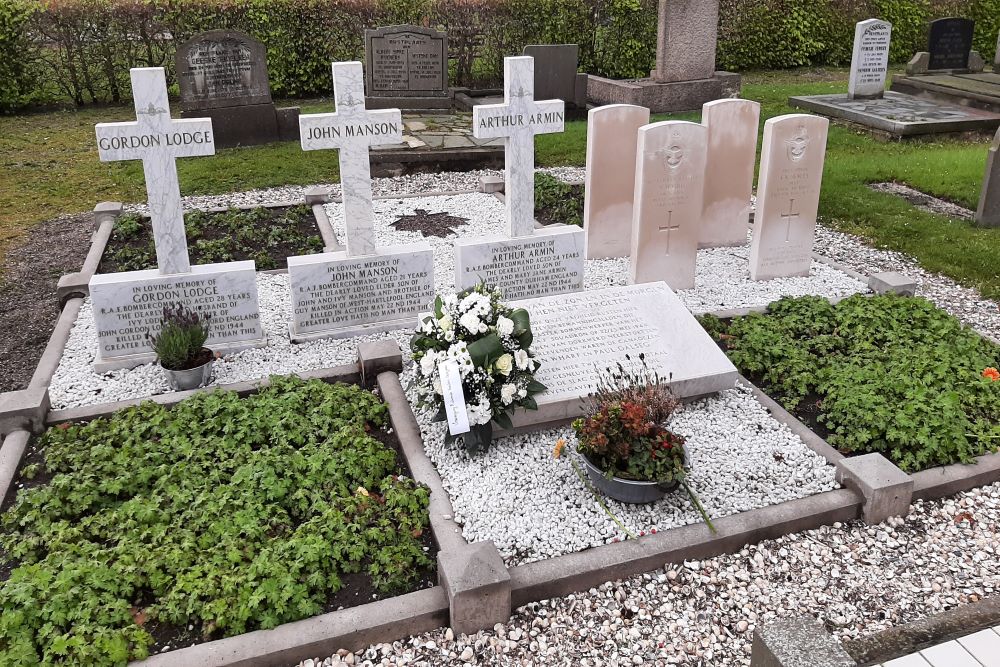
<box><xmin>364</xmin><ymin>25</ymin><xmax>451</xmax><ymax>109</ymax></box>
<box><xmin>522</xmin><ymin>44</ymin><xmax>588</xmax><ymax>108</ymax></box>
<box><xmin>927</xmin><ymin>17</ymin><xmax>974</xmax><ymax>70</ymax></box>
<box><xmin>176</xmin><ymin>29</ymin><xmax>297</xmax><ymax>147</ymax></box>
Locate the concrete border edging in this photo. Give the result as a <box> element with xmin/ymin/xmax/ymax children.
<box><xmin>0</xmin><ymin>429</ymin><xmax>31</xmax><ymax>506</ymax></box>
<box><xmin>751</xmin><ymin>615</ymin><xmax>856</xmax><ymax>667</ymax></box>
<box><xmin>56</xmin><ymin>202</ymin><xmax>121</xmax><ymax>304</ymax></box>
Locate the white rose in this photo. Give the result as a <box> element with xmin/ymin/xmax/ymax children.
<box><xmin>438</xmin><ymin>314</ymin><xmax>454</xmax><ymax>332</ymax></box>
<box><xmin>419</xmin><ymin>353</ymin><xmax>437</xmax><ymax>377</ymax></box>
<box><xmin>497</xmin><ymin>316</ymin><xmax>514</xmax><ymax>337</ymax></box>
<box><xmin>495</xmin><ymin>353</ymin><xmax>513</xmax><ymax>377</ymax></box>
<box><xmin>459</xmin><ymin>312</ymin><xmax>481</xmax><ymax>334</ymax></box>
<box><xmin>501</xmin><ymin>383</ymin><xmax>517</xmax><ymax>405</ymax></box>
<box><xmin>514</xmin><ymin>349</ymin><xmax>530</xmax><ymax>370</ymax></box>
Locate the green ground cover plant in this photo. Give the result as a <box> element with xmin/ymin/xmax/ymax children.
<box><xmin>0</xmin><ymin>377</ymin><xmax>433</xmax><ymax>666</ymax></box>
<box><xmin>533</xmin><ymin>172</ymin><xmax>583</xmax><ymax>227</ymax></box>
<box><xmin>104</xmin><ymin>205</ymin><xmax>323</xmax><ymax>272</ymax></box>
<box><xmin>701</xmin><ymin>295</ymin><xmax>1000</xmax><ymax>472</ymax></box>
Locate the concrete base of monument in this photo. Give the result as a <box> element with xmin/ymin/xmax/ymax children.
<box><xmin>92</xmin><ymin>337</ymin><xmax>267</xmax><ymax>373</ymax></box>
<box><xmin>288</xmin><ymin>316</ymin><xmax>417</xmax><ymax>343</ymax></box>
<box><xmin>366</xmin><ymin>95</ymin><xmax>453</xmax><ymax>110</ymax></box>
<box><xmin>788</xmin><ymin>91</ymin><xmax>1000</xmax><ymax>137</ymax></box>
<box><xmin>586</xmin><ymin>71</ymin><xmax>741</xmax><ymax>113</ymax></box>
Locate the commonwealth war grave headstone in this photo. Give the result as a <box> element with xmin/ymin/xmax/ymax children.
<box><xmin>848</xmin><ymin>19</ymin><xmax>892</xmax><ymax>99</ymax></box>
<box><xmin>364</xmin><ymin>25</ymin><xmax>451</xmax><ymax>109</ymax></box>
<box><xmin>455</xmin><ymin>56</ymin><xmax>585</xmax><ymax>300</ymax></box>
<box><xmin>509</xmin><ymin>282</ymin><xmax>738</xmax><ymax>428</ymax></box>
<box><xmin>700</xmin><ymin>98</ymin><xmax>759</xmax><ymax>248</ymax></box>
<box><xmin>583</xmin><ymin>104</ymin><xmax>650</xmax><ymax>259</ymax></box>
<box><xmin>90</xmin><ymin>67</ymin><xmax>263</xmax><ymax>370</ymax></box>
<box><xmin>630</xmin><ymin>120</ymin><xmax>706</xmax><ymax>290</ymax></box>
<box><xmin>288</xmin><ymin>61</ymin><xmax>434</xmax><ymax>340</ymax></box>
<box><xmin>748</xmin><ymin>114</ymin><xmax>830</xmax><ymax>281</ymax></box>
<box><xmin>176</xmin><ymin>30</ymin><xmax>296</xmax><ymax>147</ymax></box>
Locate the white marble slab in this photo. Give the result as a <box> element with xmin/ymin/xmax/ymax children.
<box><xmin>287</xmin><ymin>242</ymin><xmax>434</xmax><ymax>340</ymax></box>
<box><xmin>454</xmin><ymin>225</ymin><xmax>584</xmax><ymax>301</ymax></box>
<box><xmin>95</xmin><ymin>67</ymin><xmax>215</xmax><ymax>275</ymax></box>
<box><xmin>300</xmin><ymin>61</ymin><xmax>402</xmax><ymax>256</ymax></box>
<box><xmin>849</xmin><ymin>19</ymin><xmax>892</xmax><ymax>99</ymax></box>
<box><xmin>630</xmin><ymin>120</ymin><xmax>707</xmax><ymax>290</ymax></box>
<box><xmin>584</xmin><ymin>104</ymin><xmax>650</xmax><ymax>259</ymax></box>
<box><xmin>510</xmin><ymin>282</ymin><xmax>738</xmax><ymax>429</ymax></box>
<box><xmin>88</xmin><ymin>261</ymin><xmax>264</xmax><ymax>371</ymax></box>
<box><xmin>749</xmin><ymin>114</ymin><xmax>830</xmax><ymax>281</ymax></box>
<box><xmin>701</xmin><ymin>98</ymin><xmax>759</xmax><ymax>248</ymax></box>
<box><xmin>473</xmin><ymin>56</ymin><xmax>565</xmax><ymax>238</ymax></box>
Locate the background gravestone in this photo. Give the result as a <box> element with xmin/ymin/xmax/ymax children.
<box><xmin>927</xmin><ymin>17</ymin><xmax>975</xmax><ymax>70</ymax></box>
<box><xmin>975</xmin><ymin>127</ymin><xmax>1000</xmax><ymax>227</ymax></box>
<box><xmin>364</xmin><ymin>25</ymin><xmax>451</xmax><ymax>109</ymax></box>
<box><xmin>176</xmin><ymin>30</ymin><xmax>299</xmax><ymax>148</ymax></box>
<box><xmin>848</xmin><ymin>19</ymin><xmax>892</xmax><ymax>99</ymax></box>
<box><xmin>522</xmin><ymin>44</ymin><xmax>587</xmax><ymax>108</ymax></box>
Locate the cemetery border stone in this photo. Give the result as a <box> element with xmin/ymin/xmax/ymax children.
<box><xmin>364</xmin><ymin>25</ymin><xmax>451</xmax><ymax>110</ymax></box>
<box><xmin>630</xmin><ymin>120</ymin><xmax>707</xmax><ymax>290</ymax></box>
<box><xmin>975</xmin><ymin>127</ymin><xmax>1000</xmax><ymax>227</ymax></box>
<box><xmin>583</xmin><ymin>104</ymin><xmax>650</xmax><ymax>259</ymax></box>
<box><xmin>848</xmin><ymin>19</ymin><xmax>893</xmax><ymax>100</ymax></box>
<box><xmin>91</xmin><ymin>67</ymin><xmax>264</xmax><ymax>370</ymax></box>
<box><xmin>456</xmin><ymin>56</ymin><xmax>585</xmax><ymax>301</ymax></box>
<box><xmin>748</xmin><ymin>113</ymin><xmax>830</xmax><ymax>281</ymax></box>
<box><xmin>700</xmin><ymin>98</ymin><xmax>760</xmax><ymax>248</ymax></box>
<box><xmin>176</xmin><ymin>29</ymin><xmax>297</xmax><ymax>148</ymax></box>
<box><xmin>288</xmin><ymin>61</ymin><xmax>435</xmax><ymax>340</ymax></box>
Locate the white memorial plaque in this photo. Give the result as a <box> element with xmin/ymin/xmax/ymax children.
<box><xmin>848</xmin><ymin>19</ymin><xmax>892</xmax><ymax>100</ymax></box>
<box><xmin>287</xmin><ymin>243</ymin><xmax>434</xmax><ymax>340</ymax></box>
<box><xmin>454</xmin><ymin>226</ymin><xmax>585</xmax><ymax>301</ymax></box>
<box><xmin>509</xmin><ymin>282</ymin><xmax>738</xmax><ymax>429</ymax></box>
<box><xmin>90</xmin><ymin>262</ymin><xmax>263</xmax><ymax>371</ymax></box>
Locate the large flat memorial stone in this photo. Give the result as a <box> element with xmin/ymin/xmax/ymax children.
<box><xmin>455</xmin><ymin>226</ymin><xmax>584</xmax><ymax>301</ymax></box>
<box><xmin>90</xmin><ymin>261</ymin><xmax>264</xmax><ymax>371</ymax></box>
<box><xmin>287</xmin><ymin>243</ymin><xmax>434</xmax><ymax>340</ymax></box>
<box><xmin>510</xmin><ymin>282</ymin><xmax>738</xmax><ymax>429</ymax></box>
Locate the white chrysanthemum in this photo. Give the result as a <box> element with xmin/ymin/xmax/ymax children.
<box><xmin>459</xmin><ymin>311</ymin><xmax>482</xmax><ymax>334</ymax></box>
<box><xmin>438</xmin><ymin>314</ymin><xmax>454</xmax><ymax>332</ymax></box>
<box><xmin>496</xmin><ymin>316</ymin><xmax>514</xmax><ymax>336</ymax></box>
<box><xmin>444</xmin><ymin>330</ymin><xmax>455</xmax><ymax>342</ymax></box>
<box><xmin>500</xmin><ymin>383</ymin><xmax>517</xmax><ymax>405</ymax></box>
<box><xmin>514</xmin><ymin>349</ymin><xmax>530</xmax><ymax>370</ymax></box>
<box><xmin>419</xmin><ymin>351</ymin><xmax>437</xmax><ymax>377</ymax></box>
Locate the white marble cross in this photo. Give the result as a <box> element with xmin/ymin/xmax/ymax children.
<box><xmin>299</xmin><ymin>62</ymin><xmax>402</xmax><ymax>256</ymax></box>
<box><xmin>473</xmin><ymin>56</ymin><xmax>565</xmax><ymax>238</ymax></box>
<box><xmin>96</xmin><ymin>68</ymin><xmax>214</xmax><ymax>275</ymax></box>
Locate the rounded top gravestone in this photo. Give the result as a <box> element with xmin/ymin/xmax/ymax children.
<box><xmin>176</xmin><ymin>30</ymin><xmax>272</xmax><ymax>112</ymax></box>
<box><xmin>927</xmin><ymin>17</ymin><xmax>975</xmax><ymax>71</ymax></box>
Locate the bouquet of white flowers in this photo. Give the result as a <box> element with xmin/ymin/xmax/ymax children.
<box><xmin>410</xmin><ymin>284</ymin><xmax>546</xmax><ymax>452</ymax></box>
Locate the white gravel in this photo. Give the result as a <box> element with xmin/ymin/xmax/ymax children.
<box><xmin>297</xmin><ymin>483</ymin><xmax>1000</xmax><ymax>667</ymax></box>
<box><xmin>405</xmin><ymin>367</ymin><xmax>837</xmax><ymax>566</ymax></box>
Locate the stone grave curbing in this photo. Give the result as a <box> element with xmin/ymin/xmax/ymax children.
<box><xmin>588</xmin><ymin>0</ymin><xmax>741</xmax><ymax>112</ymax></box>
<box><xmin>750</xmin><ymin>616</ymin><xmax>857</xmax><ymax>667</ymax></box>
<box><xmin>974</xmin><ymin>126</ymin><xmax>1000</xmax><ymax>227</ymax></box>
<box><xmin>364</xmin><ymin>25</ymin><xmax>452</xmax><ymax>110</ymax></box>
<box><xmin>57</xmin><ymin>201</ymin><xmax>123</xmax><ymax>304</ymax></box>
<box><xmin>835</xmin><ymin>453</ymin><xmax>914</xmax><ymax>524</ymax></box>
<box><xmin>868</xmin><ymin>271</ymin><xmax>918</xmax><ymax>296</ymax></box>
<box><xmin>438</xmin><ymin>542</ymin><xmax>512</xmax><ymax>636</ymax></box>
<box><xmin>176</xmin><ymin>29</ymin><xmax>300</xmax><ymax>148</ymax></box>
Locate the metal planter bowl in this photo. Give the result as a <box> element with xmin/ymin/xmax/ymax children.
<box><xmin>579</xmin><ymin>454</ymin><xmax>681</xmax><ymax>504</ymax></box>
<box><xmin>161</xmin><ymin>355</ymin><xmax>214</xmax><ymax>391</ymax></box>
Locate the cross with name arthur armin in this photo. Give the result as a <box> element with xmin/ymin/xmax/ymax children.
<box><xmin>95</xmin><ymin>67</ymin><xmax>215</xmax><ymax>275</ymax></box>
<box><xmin>473</xmin><ymin>56</ymin><xmax>565</xmax><ymax>238</ymax></box>
<box><xmin>299</xmin><ymin>62</ymin><xmax>402</xmax><ymax>256</ymax></box>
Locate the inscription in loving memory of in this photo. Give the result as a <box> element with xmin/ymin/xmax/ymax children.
<box><xmin>183</xmin><ymin>39</ymin><xmax>255</xmax><ymax>98</ymax></box>
<box><xmin>458</xmin><ymin>236</ymin><xmax>583</xmax><ymax>300</ymax></box>
<box><xmin>370</xmin><ymin>32</ymin><xmax>445</xmax><ymax>92</ymax></box>
<box><xmin>856</xmin><ymin>24</ymin><xmax>890</xmax><ymax>85</ymax></box>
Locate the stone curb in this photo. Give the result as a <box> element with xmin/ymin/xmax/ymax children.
<box><xmin>910</xmin><ymin>450</ymin><xmax>1000</xmax><ymax>502</ymax></box>
<box><xmin>752</xmin><ymin>615</ymin><xmax>856</xmax><ymax>666</ymax></box>
<box><xmin>45</xmin><ymin>362</ymin><xmax>362</xmax><ymax>426</ymax></box>
<box><xmin>0</xmin><ymin>429</ymin><xmax>31</xmax><ymax>506</ymax></box>
<box><xmin>128</xmin><ymin>587</ymin><xmax>449</xmax><ymax>667</ymax></box>
<box><xmin>508</xmin><ymin>488</ymin><xmax>863</xmax><ymax>608</ymax></box>
<box><xmin>28</xmin><ymin>297</ymin><xmax>84</xmax><ymax>390</ymax></box>
<box><xmin>376</xmin><ymin>371</ymin><xmax>467</xmax><ymax>554</ymax></box>
<box><xmin>57</xmin><ymin>203</ymin><xmax>120</xmax><ymax>303</ymax></box>
<box><xmin>843</xmin><ymin>594</ymin><xmax>1000</xmax><ymax>666</ymax></box>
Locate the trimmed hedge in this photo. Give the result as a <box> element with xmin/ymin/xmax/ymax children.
<box><xmin>2</xmin><ymin>0</ymin><xmax>998</xmax><ymax>111</ymax></box>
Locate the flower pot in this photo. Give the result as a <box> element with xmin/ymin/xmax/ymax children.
<box><xmin>579</xmin><ymin>453</ymin><xmax>681</xmax><ymax>504</ymax></box>
<box><xmin>160</xmin><ymin>350</ymin><xmax>214</xmax><ymax>391</ymax></box>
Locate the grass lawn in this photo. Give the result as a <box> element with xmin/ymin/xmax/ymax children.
<box><xmin>2</xmin><ymin>70</ymin><xmax>999</xmax><ymax>297</ymax></box>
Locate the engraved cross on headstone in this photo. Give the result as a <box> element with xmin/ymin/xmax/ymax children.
<box><xmin>473</xmin><ymin>56</ymin><xmax>565</xmax><ymax>238</ymax></box>
<box><xmin>95</xmin><ymin>67</ymin><xmax>215</xmax><ymax>275</ymax></box>
<box><xmin>780</xmin><ymin>199</ymin><xmax>801</xmax><ymax>242</ymax></box>
<box><xmin>299</xmin><ymin>61</ymin><xmax>402</xmax><ymax>256</ymax></box>
<box><xmin>658</xmin><ymin>211</ymin><xmax>680</xmax><ymax>255</ymax></box>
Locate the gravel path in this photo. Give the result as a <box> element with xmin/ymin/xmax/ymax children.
<box><xmin>295</xmin><ymin>482</ymin><xmax>1000</xmax><ymax>667</ymax></box>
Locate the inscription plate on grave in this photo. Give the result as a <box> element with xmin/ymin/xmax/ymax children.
<box><xmin>287</xmin><ymin>243</ymin><xmax>435</xmax><ymax>340</ymax></box>
<box><xmin>177</xmin><ymin>30</ymin><xmax>272</xmax><ymax>110</ymax></box>
<box><xmin>365</xmin><ymin>25</ymin><xmax>448</xmax><ymax>97</ymax></box>
<box><xmin>509</xmin><ymin>282</ymin><xmax>738</xmax><ymax>428</ymax></box>
<box><xmin>454</xmin><ymin>226</ymin><xmax>585</xmax><ymax>301</ymax></box>
<box><xmin>89</xmin><ymin>261</ymin><xmax>264</xmax><ymax>368</ymax></box>
<box><xmin>927</xmin><ymin>17</ymin><xmax>974</xmax><ymax>71</ymax></box>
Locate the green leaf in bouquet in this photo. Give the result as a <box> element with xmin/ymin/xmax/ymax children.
<box><xmin>434</xmin><ymin>296</ymin><xmax>444</xmax><ymax>319</ymax></box>
<box><xmin>431</xmin><ymin>405</ymin><xmax>447</xmax><ymax>422</ymax></box>
<box><xmin>493</xmin><ymin>411</ymin><xmax>513</xmax><ymax>431</ymax></box>
<box><xmin>517</xmin><ymin>331</ymin><xmax>533</xmax><ymax>349</ymax></box>
<box><xmin>467</xmin><ymin>333</ymin><xmax>503</xmax><ymax>367</ymax></box>
<box><xmin>521</xmin><ymin>396</ymin><xmax>538</xmax><ymax>411</ymax></box>
<box><xmin>510</xmin><ymin>309</ymin><xmax>531</xmax><ymax>336</ymax></box>
<box><xmin>526</xmin><ymin>380</ymin><xmax>547</xmax><ymax>394</ymax></box>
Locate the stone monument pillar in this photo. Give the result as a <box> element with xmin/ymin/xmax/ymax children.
<box><xmin>587</xmin><ymin>0</ymin><xmax>741</xmax><ymax>113</ymax></box>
